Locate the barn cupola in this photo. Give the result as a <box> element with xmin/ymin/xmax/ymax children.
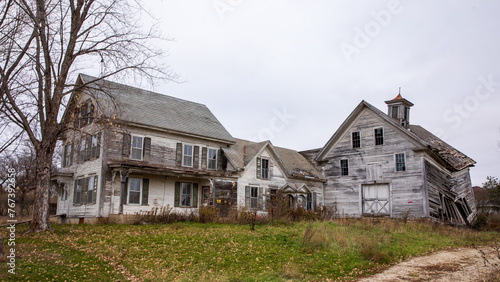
<box><xmin>384</xmin><ymin>91</ymin><xmax>414</xmax><ymax>129</ymax></box>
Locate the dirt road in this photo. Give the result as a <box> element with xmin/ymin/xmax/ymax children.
<box><xmin>358</xmin><ymin>247</ymin><xmax>500</xmax><ymax>281</ymax></box>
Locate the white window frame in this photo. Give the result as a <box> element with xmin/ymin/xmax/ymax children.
<box><xmin>75</xmin><ymin>178</ymin><xmax>83</xmax><ymax>204</ymax></box>
<box><xmin>80</xmin><ymin>138</ymin><xmax>87</xmax><ymax>162</ymax></box>
<box><xmin>64</xmin><ymin>143</ymin><xmax>73</xmax><ymax>166</ymax></box>
<box><xmin>374</xmin><ymin>127</ymin><xmax>384</xmax><ymax>146</ymax></box>
<box><xmin>180</xmin><ymin>182</ymin><xmax>192</xmax><ymax>207</ymax></box>
<box><xmin>182</xmin><ymin>144</ymin><xmax>193</xmax><ymax>167</ymax></box>
<box><xmin>87</xmin><ymin>175</ymin><xmax>96</xmax><ymax>204</ymax></box>
<box><xmin>261</xmin><ymin>158</ymin><xmax>270</xmax><ymax>180</ymax></box>
<box><xmin>351</xmin><ymin>131</ymin><xmax>361</xmax><ymax>149</ymax></box>
<box><xmin>91</xmin><ymin>135</ymin><xmax>99</xmax><ymax>158</ymax></box>
<box><xmin>131</xmin><ymin>136</ymin><xmax>144</xmax><ymax>161</ymax></box>
<box><xmin>128</xmin><ymin>177</ymin><xmax>142</xmax><ymax>204</ymax></box>
<box><xmin>207</xmin><ymin>148</ymin><xmax>218</xmax><ymax>170</ymax></box>
<box><xmin>395</xmin><ymin>153</ymin><xmax>406</xmax><ymax>172</ymax></box>
<box><xmin>340</xmin><ymin>159</ymin><xmax>349</xmax><ymax>176</ymax></box>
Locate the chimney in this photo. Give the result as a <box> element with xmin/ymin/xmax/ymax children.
<box><xmin>384</xmin><ymin>92</ymin><xmax>414</xmax><ymax>129</ymax></box>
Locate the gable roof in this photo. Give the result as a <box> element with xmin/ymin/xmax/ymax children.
<box><xmin>222</xmin><ymin>138</ymin><xmax>325</xmax><ymax>181</ymax></box>
<box><xmin>315</xmin><ymin>100</ymin><xmax>475</xmax><ymax>172</ymax></box>
<box><xmin>72</xmin><ymin>74</ymin><xmax>235</xmax><ymax>144</ymax></box>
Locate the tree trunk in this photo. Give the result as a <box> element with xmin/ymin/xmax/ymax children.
<box><xmin>31</xmin><ymin>149</ymin><xmax>53</xmax><ymax>232</ymax></box>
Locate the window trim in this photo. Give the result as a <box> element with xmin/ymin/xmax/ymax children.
<box><xmin>261</xmin><ymin>158</ymin><xmax>270</xmax><ymax>180</ymax></box>
<box><xmin>90</xmin><ymin>135</ymin><xmax>99</xmax><ymax>159</ymax></box>
<box><xmin>395</xmin><ymin>153</ymin><xmax>406</xmax><ymax>172</ymax></box>
<box><xmin>374</xmin><ymin>127</ymin><xmax>384</xmax><ymax>146</ymax></box>
<box><xmin>130</xmin><ymin>135</ymin><xmax>144</xmax><ymax>161</ymax></box>
<box><xmin>182</xmin><ymin>144</ymin><xmax>194</xmax><ymax>167</ymax></box>
<box><xmin>128</xmin><ymin>177</ymin><xmax>142</xmax><ymax>205</ymax></box>
<box><xmin>207</xmin><ymin>148</ymin><xmax>218</xmax><ymax>170</ymax></box>
<box><xmin>80</xmin><ymin>138</ymin><xmax>87</xmax><ymax>162</ymax></box>
<box><xmin>64</xmin><ymin>143</ymin><xmax>73</xmax><ymax>167</ymax></box>
<box><xmin>340</xmin><ymin>159</ymin><xmax>349</xmax><ymax>176</ymax></box>
<box><xmin>250</xmin><ymin>186</ymin><xmax>259</xmax><ymax>209</ymax></box>
<box><xmin>180</xmin><ymin>182</ymin><xmax>192</xmax><ymax>207</ymax></box>
<box><xmin>391</xmin><ymin>105</ymin><xmax>399</xmax><ymax>119</ymax></box>
<box><xmin>352</xmin><ymin>131</ymin><xmax>361</xmax><ymax>149</ymax></box>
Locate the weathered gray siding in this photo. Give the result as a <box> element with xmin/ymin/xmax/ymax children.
<box><xmin>322</xmin><ymin>109</ymin><xmax>425</xmax><ymax>218</ymax></box>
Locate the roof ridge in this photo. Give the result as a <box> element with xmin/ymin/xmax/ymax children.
<box><xmin>79</xmin><ymin>74</ymin><xmax>206</xmax><ymax>107</ymax></box>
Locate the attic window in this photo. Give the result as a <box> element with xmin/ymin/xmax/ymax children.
<box><xmin>75</xmin><ymin>100</ymin><xmax>94</xmax><ymax>128</ymax></box>
<box><xmin>261</xmin><ymin>159</ymin><xmax>270</xmax><ymax>180</ymax></box>
<box><xmin>374</xmin><ymin>128</ymin><xmax>384</xmax><ymax>145</ymax></box>
<box><xmin>352</xmin><ymin>131</ymin><xmax>360</xmax><ymax>148</ymax></box>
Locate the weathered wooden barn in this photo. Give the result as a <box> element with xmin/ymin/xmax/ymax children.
<box><xmin>309</xmin><ymin>95</ymin><xmax>477</xmax><ymax>225</ymax></box>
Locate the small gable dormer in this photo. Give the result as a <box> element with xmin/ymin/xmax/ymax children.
<box><xmin>384</xmin><ymin>93</ymin><xmax>413</xmax><ymax>129</ymax></box>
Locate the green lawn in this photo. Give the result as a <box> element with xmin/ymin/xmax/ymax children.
<box><xmin>0</xmin><ymin>219</ymin><xmax>498</xmax><ymax>281</ymax></box>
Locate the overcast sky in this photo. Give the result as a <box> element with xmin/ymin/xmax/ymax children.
<box><xmin>125</xmin><ymin>0</ymin><xmax>499</xmax><ymax>186</ymax></box>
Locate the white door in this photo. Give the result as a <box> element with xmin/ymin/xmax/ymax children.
<box><xmin>362</xmin><ymin>184</ymin><xmax>390</xmax><ymax>215</ymax></box>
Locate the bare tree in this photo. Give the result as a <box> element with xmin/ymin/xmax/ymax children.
<box><xmin>0</xmin><ymin>146</ymin><xmax>37</xmax><ymax>216</ymax></box>
<box><xmin>0</xmin><ymin>0</ymin><xmax>174</xmax><ymax>232</ymax></box>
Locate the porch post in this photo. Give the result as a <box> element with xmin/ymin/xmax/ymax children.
<box><xmin>119</xmin><ymin>169</ymin><xmax>129</xmax><ymax>214</ymax></box>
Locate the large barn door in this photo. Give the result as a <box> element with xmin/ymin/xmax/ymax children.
<box><xmin>362</xmin><ymin>184</ymin><xmax>390</xmax><ymax>215</ymax></box>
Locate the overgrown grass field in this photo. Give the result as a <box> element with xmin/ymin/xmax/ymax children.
<box><xmin>0</xmin><ymin>219</ymin><xmax>498</xmax><ymax>281</ymax></box>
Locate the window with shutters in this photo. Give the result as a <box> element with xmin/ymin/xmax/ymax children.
<box><xmin>131</xmin><ymin>136</ymin><xmax>143</xmax><ymax>160</ymax></box>
<box><xmin>250</xmin><ymin>186</ymin><xmax>258</xmax><ymax>209</ymax></box>
<box><xmin>78</xmin><ymin>134</ymin><xmax>100</xmax><ymax>163</ymax></box>
<box><xmin>207</xmin><ymin>148</ymin><xmax>217</xmax><ymax>170</ymax></box>
<box><xmin>73</xmin><ymin>175</ymin><xmax>98</xmax><ymax>205</ymax></box>
<box><xmin>352</xmin><ymin>131</ymin><xmax>360</xmax><ymax>148</ymax></box>
<box><xmin>374</xmin><ymin>127</ymin><xmax>384</xmax><ymax>145</ymax></box>
<box><xmin>183</xmin><ymin>144</ymin><xmax>193</xmax><ymax>167</ymax></box>
<box><xmin>128</xmin><ymin>178</ymin><xmax>141</xmax><ymax>204</ymax></box>
<box><xmin>261</xmin><ymin>158</ymin><xmax>270</xmax><ymax>180</ymax></box>
<box><xmin>395</xmin><ymin>153</ymin><xmax>406</xmax><ymax>172</ymax></box>
<box><xmin>340</xmin><ymin>159</ymin><xmax>349</xmax><ymax>176</ymax></box>
<box><xmin>174</xmin><ymin>182</ymin><xmax>198</xmax><ymax>208</ymax></box>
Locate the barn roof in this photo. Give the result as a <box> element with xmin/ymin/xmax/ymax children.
<box><xmin>315</xmin><ymin>100</ymin><xmax>475</xmax><ymax>172</ymax></box>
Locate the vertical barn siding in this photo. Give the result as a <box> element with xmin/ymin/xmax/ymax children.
<box><xmin>322</xmin><ymin>110</ymin><xmax>425</xmax><ymax>218</ymax></box>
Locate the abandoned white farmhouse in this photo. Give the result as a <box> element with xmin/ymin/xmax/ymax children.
<box><xmin>53</xmin><ymin>76</ymin><xmax>476</xmax><ymax>225</ymax></box>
